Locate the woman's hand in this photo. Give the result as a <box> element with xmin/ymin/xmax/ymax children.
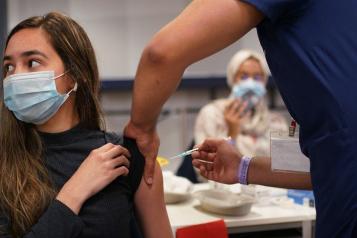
<box><xmin>56</xmin><ymin>143</ymin><xmax>130</xmax><ymax>214</ymax></box>
<box><xmin>224</xmin><ymin>99</ymin><xmax>248</xmax><ymax>138</ymax></box>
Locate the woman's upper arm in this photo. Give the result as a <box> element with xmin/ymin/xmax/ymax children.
<box><xmin>147</xmin><ymin>0</ymin><xmax>264</xmax><ymax>68</ymax></box>
<box><xmin>134</xmin><ymin>163</ymin><xmax>173</xmax><ymax>238</ymax></box>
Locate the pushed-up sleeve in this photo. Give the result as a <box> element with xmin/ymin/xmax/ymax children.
<box><xmin>123</xmin><ymin>137</ymin><xmax>145</xmax><ymax>196</ymax></box>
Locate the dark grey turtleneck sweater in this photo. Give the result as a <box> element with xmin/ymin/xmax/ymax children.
<box><xmin>0</xmin><ymin>125</ymin><xmax>144</xmax><ymax>238</ymax></box>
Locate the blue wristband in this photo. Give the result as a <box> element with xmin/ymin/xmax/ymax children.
<box><xmin>238</xmin><ymin>156</ymin><xmax>252</xmax><ymax>185</ymax></box>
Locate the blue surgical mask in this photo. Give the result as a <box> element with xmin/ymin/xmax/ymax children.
<box><xmin>3</xmin><ymin>70</ymin><xmax>77</xmax><ymax>125</ymax></box>
<box><xmin>230</xmin><ymin>78</ymin><xmax>266</xmax><ymax>110</ymax></box>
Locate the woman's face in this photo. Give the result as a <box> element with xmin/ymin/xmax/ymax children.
<box><xmin>3</xmin><ymin>28</ymin><xmax>74</xmax><ymax>94</ymax></box>
<box><xmin>233</xmin><ymin>58</ymin><xmax>265</xmax><ymax>85</ymax></box>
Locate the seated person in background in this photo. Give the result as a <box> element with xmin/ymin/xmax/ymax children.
<box><xmin>194</xmin><ymin>49</ymin><xmax>288</xmax><ymax>180</ymax></box>
<box><xmin>0</xmin><ymin>12</ymin><xmax>172</xmax><ymax>238</ymax></box>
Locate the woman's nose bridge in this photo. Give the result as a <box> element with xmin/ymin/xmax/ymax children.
<box><xmin>13</xmin><ymin>63</ymin><xmax>27</xmax><ymax>75</ymax></box>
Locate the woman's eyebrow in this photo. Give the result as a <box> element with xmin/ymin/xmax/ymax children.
<box><xmin>3</xmin><ymin>55</ymin><xmax>11</xmax><ymax>62</ymax></box>
<box><xmin>3</xmin><ymin>50</ymin><xmax>49</xmax><ymax>62</ymax></box>
<box><xmin>21</xmin><ymin>50</ymin><xmax>49</xmax><ymax>59</ymax></box>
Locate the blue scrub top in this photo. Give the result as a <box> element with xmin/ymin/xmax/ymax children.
<box><xmin>241</xmin><ymin>0</ymin><xmax>357</xmax><ymax>237</ymax></box>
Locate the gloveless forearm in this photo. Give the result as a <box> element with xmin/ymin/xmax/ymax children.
<box><xmin>248</xmin><ymin>156</ymin><xmax>312</xmax><ymax>190</ymax></box>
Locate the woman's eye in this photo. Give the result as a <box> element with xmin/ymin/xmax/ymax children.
<box><xmin>240</xmin><ymin>74</ymin><xmax>249</xmax><ymax>80</ymax></box>
<box><xmin>29</xmin><ymin>60</ymin><xmax>41</xmax><ymax>68</ymax></box>
<box><xmin>4</xmin><ymin>64</ymin><xmax>14</xmax><ymax>73</ymax></box>
<box><xmin>254</xmin><ymin>75</ymin><xmax>264</xmax><ymax>81</ymax></box>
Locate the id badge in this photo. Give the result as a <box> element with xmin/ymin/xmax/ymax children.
<box><xmin>270</xmin><ymin>131</ymin><xmax>310</xmax><ymax>173</ymax></box>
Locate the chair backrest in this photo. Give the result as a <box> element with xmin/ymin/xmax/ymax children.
<box><xmin>176</xmin><ymin>220</ymin><xmax>228</xmax><ymax>238</ymax></box>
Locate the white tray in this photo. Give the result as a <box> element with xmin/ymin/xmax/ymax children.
<box><xmin>194</xmin><ymin>189</ymin><xmax>254</xmax><ymax>216</ymax></box>
<box><xmin>164</xmin><ymin>192</ymin><xmax>191</xmax><ymax>204</ymax></box>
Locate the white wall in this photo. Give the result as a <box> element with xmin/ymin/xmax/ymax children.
<box><xmin>7</xmin><ymin>0</ymin><xmax>263</xmax><ymax>78</ymax></box>
<box><xmin>7</xmin><ymin>0</ymin><xmax>269</xmax><ymax>172</ymax></box>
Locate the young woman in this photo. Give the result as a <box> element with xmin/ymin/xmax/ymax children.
<box><xmin>0</xmin><ymin>12</ymin><xmax>172</xmax><ymax>238</ymax></box>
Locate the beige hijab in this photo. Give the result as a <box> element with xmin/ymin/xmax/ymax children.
<box><xmin>240</xmin><ymin>100</ymin><xmax>270</xmax><ymax>136</ymax></box>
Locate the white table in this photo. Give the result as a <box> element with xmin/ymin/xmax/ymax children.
<box><xmin>167</xmin><ymin>184</ymin><xmax>316</xmax><ymax>238</ymax></box>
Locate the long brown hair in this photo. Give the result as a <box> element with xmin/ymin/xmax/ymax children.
<box><xmin>0</xmin><ymin>12</ymin><xmax>104</xmax><ymax>237</ymax></box>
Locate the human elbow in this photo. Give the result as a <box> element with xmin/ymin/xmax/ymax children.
<box><xmin>142</xmin><ymin>40</ymin><xmax>178</xmax><ymax>67</ymax></box>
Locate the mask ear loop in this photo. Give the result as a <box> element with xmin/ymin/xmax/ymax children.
<box><xmin>66</xmin><ymin>82</ymin><xmax>78</xmax><ymax>96</ymax></box>
<box><xmin>53</xmin><ymin>71</ymin><xmax>68</xmax><ymax>80</ymax></box>
<box><xmin>54</xmin><ymin>70</ymin><xmax>78</xmax><ymax>95</ymax></box>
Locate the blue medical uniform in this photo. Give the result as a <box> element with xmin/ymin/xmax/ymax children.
<box><xmin>241</xmin><ymin>0</ymin><xmax>357</xmax><ymax>237</ymax></box>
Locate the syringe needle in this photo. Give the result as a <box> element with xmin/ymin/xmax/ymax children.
<box><xmin>168</xmin><ymin>148</ymin><xmax>214</xmax><ymax>164</ymax></box>
<box><xmin>169</xmin><ymin>148</ymin><xmax>199</xmax><ymax>160</ymax></box>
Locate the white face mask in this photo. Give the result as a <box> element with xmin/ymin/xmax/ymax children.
<box><xmin>230</xmin><ymin>78</ymin><xmax>266</xmax><ymax>110</ymax></box>
<box><xmin>3</xmin><ymin>70</ymin><xmax>77</xmax><ymax>125</ymax></box>
<box><xmin>231</xmin><ymin>78</ymin><xmax>266</xmax><ymax>99</ymax></box>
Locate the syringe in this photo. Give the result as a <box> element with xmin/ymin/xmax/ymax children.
<box><xmin>169</xmin><ymin>147</ymin><xmax>213</xmax><ymax>164</ymax></box>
